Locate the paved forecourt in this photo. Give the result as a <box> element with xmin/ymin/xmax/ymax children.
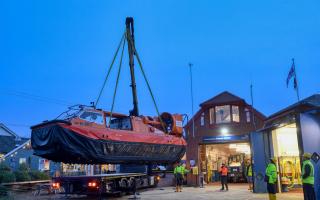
<box><xmin>123</xmin><ymin>185</ymin><xmax>303</xmax><ymax>200</ymax></box>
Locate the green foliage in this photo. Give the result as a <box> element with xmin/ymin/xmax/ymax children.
<box><xmin>29</xmin><ymin>171</ymin><xmax>50</xmax><ymax>181</ymax></box>
<box><xmin>0</xmin><ymin>163</ymin><xmax>10</xmax><ymax>172</ymax></box>
<box><xmin>18</xmin><ymin>163</ymin><xmax>29</xmax><ymax>172</ymax></box>
<box><xmin>0</xmin><ymin>171</ymin><xmax>15</xmax><ymax>183</ymax></box>
<box><xmin>14</xmin><ymin>171</ymin><xmax>30</xmax><ymax>182</ymax></box>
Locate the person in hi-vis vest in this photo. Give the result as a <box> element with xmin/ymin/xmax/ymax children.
<box><xmin>265</xmin><ymin>158</ymin><xmax>277</xmax><ymax>200</ymax></box>
<box><xmin>302</xmin><ymin>153</ymin><xmax>315</xmax><ymax>200</ymax></box>
<box><xmin>174</xmin><ymin>162</ymin><xmax>186</xmax><ymax>192</ymax></box>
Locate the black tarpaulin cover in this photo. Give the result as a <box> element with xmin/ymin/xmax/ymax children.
<box><xmin>31</xmin><ymin>123</ymin><xmax>186</xmax><ymax>164</ymax></box>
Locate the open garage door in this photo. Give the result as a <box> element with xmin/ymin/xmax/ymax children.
<box><xmin>299</xmin><ymin>111</ymin><xmax>320</xmax><ymax>199</ymax></box>
<box><xmin>250</xmin><ymin>131</ymin><xmax>270</xmax><ymax>193</ymax></box>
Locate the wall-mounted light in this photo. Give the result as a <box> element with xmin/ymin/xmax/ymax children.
<box><xmin>221</xmin><ymin>128</ymin><xmax>229</xmax><ymax>135</ymax></box>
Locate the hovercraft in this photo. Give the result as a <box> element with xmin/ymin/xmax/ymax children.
<box><xmin>31</xmin><ymin>105</ymin><xmax>186</xmax><ymax>164</ymax></box>
<box><xmin>31</xmin><ymin>17</ymin><xmax>187</xmax><ymax>164</ymax></box>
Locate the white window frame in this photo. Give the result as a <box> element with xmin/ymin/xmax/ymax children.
<box><xmin>209</xmin><ymin>108</ymin><xmax>214</xmax><ymax>124</ymax></box>
<box><xmin>232</xmin><ymin>105</ymin><xmax>240</xmax><ymax>122</ymax></box>
<box><xmin>200</xmin><ymin>113</ymin><xmax>205</xmax><ymax>126</ymax></box>
<box><xmin>245</xmin><ymin>108</ymin><xmax>251</xmax><ymax>123</ymax></box>
<box><xmin>215</xmin><ymin>105</ymin><xmax>231</xmax><ymax>124</ymax></box>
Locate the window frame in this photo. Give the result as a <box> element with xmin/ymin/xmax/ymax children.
<box><xmin>209</xmin><ymin>108</ymin><xmax>215</xmax><ymax>125</ymax></box>
<box><xmin>79</xmin><ymin>111</ymin><xmax>104</xmax><ymax>125</ymax></box>
<box><xmin>245</xmin><ymin>108</ymin><xmax>251</xmax><ymax>123</ymax></box>
<box><xmin>215</xmin><ymin>105</ymin><xmax>231</xmax><ymax>124</ymax></box>
<box><xmin>231</xmin><ymin>105</ymin><xmax>240</xmax><ymax>123</ymax></box>
<box><xmin>200</xmin><ymin>113</ymin><xmax>205</xmax><ymax>126</ymax></box>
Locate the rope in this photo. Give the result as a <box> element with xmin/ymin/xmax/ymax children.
<box><xmin>130</xmin><ymin>42</ymin><xmax>167</xmax><ymax>133</ymax></box>
<box><xmin>108</xmin><ymin>37</ymin><xmax>126</xmax><ymax>126</ymax></box>
<box><xmin>95</xmin><ymin>33</ymin><xmax>125</xmax><ymax>107</ymax></box>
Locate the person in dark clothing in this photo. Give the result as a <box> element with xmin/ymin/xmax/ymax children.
<box><xmin>302</xmin><ymin>153</ymin><xmax>315</xmax><ymax>200</ymax></box>
<box><xmin>220</xmin><ymin>163</ymin><xmax>228</xmax><ymax>191</ymax></box>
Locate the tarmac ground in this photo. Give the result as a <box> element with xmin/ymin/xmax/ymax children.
<box><xmin>4</xmin><ymin>184</ymin><xmax>303</xmax><ymax>200</ymax></box>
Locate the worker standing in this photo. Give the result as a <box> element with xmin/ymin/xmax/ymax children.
<box><xmin>265</xmin><ymin>158</ymin><xmax>277</xmax><ymax>200</ymax></box>
<box><xmin>174</xmin><ymin>162</ymin><xmax>185</xmax><ymax>192</ymax></box>
<box><xmin>220</xmin><ymin>163</ymin><xmax>229</xmax><ymax>191</ymax></box>
<box><xmin>246</xmin><ymin>161</ymin><xmax>253</xmax><ymax>191</ymax></box>
<box><xmin>302</xmin><ymin>153</ymin><xmax>315</xmax><ymax>200</ymax></box>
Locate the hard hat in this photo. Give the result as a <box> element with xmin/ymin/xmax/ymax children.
<box><xmin>303</xmin><ymin>153</ymin><xmax>312</xmax><ymax>159</ymax></box>
<box><xmin>270</xmin><ymin>157</ymin><xmax>277</xmax><ymax>163</ymax></box>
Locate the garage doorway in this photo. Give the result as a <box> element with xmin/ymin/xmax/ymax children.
<box><xmin>272</xmin><ymin>123</ymin><xmax>302</xmax><ymax>193</ymax></box>
<box><xmin>199</xmin><ymin>143</ymin><xmax>251</xmax><ymax>185</ymax></box>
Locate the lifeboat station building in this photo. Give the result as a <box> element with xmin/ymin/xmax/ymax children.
<box><xmin>184</xmin><ymin>91</ymin><xmax>266</xmax><ymax>186</ymax></box>
<box><xmin>251</xmin><ymin>94</ymin><xmax>320</xmax><ymax>198</ymax></box>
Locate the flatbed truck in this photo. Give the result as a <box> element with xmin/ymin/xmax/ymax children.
<box><xmin>52</xmin><ymin>172</ymin><xmax>160</xmax><ymax>196</ymax></box>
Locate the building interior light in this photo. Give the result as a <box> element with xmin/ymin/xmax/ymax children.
<box><xmin>229</xmin><ymin>143</ymin><xmax>251</xmax><ymax>154</ymax></box>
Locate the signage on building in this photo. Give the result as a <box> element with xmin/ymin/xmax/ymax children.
<box><xmin>202</xmin><ymin>134</ymin><xmax>249</xmax><ymax>143</ymax></box>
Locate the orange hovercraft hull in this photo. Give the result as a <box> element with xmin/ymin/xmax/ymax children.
<box><xmin>31</xmin><ymin>120</ymin><xmax>186</xmax><ymax>164</ymax></box>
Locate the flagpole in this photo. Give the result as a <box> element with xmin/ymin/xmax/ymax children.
<box><xmin>292</xmin><ymin>58</ymin><xmax>301</xmax><ymax>101</ymax></box>
<box><xmin>188</xmin><ymin>63</ymin><xmax>195</xmax><ymax>138</ymax></box>
<box><xmin>250</xmin><ymin>83</ymin><xmax>256</xmax><ymax>130</ymax></box>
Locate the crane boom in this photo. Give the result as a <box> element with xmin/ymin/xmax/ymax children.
<box><xmin>125</xmin><ymin>17</ymin><xmax>139</xmax><ymax>116</ymax></box>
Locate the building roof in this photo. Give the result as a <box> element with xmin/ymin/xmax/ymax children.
<box><xmin>0</xmin><ymin>123</ymin><xmax>29</xmax><ymax>155</ymax></box>
<box><xmin>185</xmin><ymin>91</ymin><xmax>266</xmax><ymax>128</ymax></box>
<box><xmin>200</xmin><ymin>91</ymin><xmax>245</xmax><ymax>107</ymax></box>
<box><xmin>266</xmin><ymin>94</ymin><xmax>320</xmax><ymax>122</ymax></box>
<box><xmin>1</xmin><ymin>139</ymin><xmax>31</xmax><ymax>161</ymax></box>
<box><xmin>0</xmin><ymin>136</ymin><xmax>29</xmax><ymax>155</ymax></box>
<box><xmin>0</xmin><ymin>123</ymin><xmax>19</xmax><ymax>137</ymax></box>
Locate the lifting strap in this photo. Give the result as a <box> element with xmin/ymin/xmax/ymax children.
<box><xmin>127</xmin><ymin>37</ymin><xmax>167</xmax><ymax>133</ymax></box>
<box><xmin>109</xmin><ymin>37</ymin><xmax>126</xmax><ymax>126</ymax></box>
<box><xmin>95</xmin><ymin>33</ymin><xmax>125</xmax><ymax>107</ymax></box>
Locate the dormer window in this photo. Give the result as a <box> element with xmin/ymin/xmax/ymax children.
<box><xmin>232</xmin><ymin>106</ymin><xmax>240</xmax><ymax>122</ymax></box>
<box><xmin>245</xmin><ymin>108</ymin><xmax>251</xmax><ymax>123</ymax></box>
<box><xmin>200</xmin><ymin>113</ymin><xmax>205</xmax><ymax>126</ymax></box>
<box><xmin>209</xmin><ymin>108</ymin><xmax>214</xmax><ymax>124</ymax></box>
<box><xmin>215</xmin><ymin>105</ymin><xmax>231</xmax><ymax>124</ymax></box>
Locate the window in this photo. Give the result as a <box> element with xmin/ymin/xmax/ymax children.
<box><xmin>110</xmin><ymin>117</ymin><xmax>132</xmax><ymax>130</ymax></box>
<box><xmin>39</xmin><ymin>159</ymin><xmax>50</xmax><ymax>171</ymax></box>
<box><xmin>245</xmin><ymin>108</ymin><xmax>251</xmax><ymax>123</ymax></box>
<box><xmin>215</xmin><ymin>105</ymin><xmax>231</xmax><ymax>124</ymax></box>
<box><xmin>19</xmin><ymin>158</ymin><xmax>26</xmax><ymax>164</ymax></box>
<box><xmin>209</xmin><ymin>108</ymin><xmax>214</xmax><ymax>124</ymax></box>
<box><xmin>200</xmin><ymin>113</ymin><xmax>205</xmax><ymax>126</ymax></box>
<box><xmin>232</xmin><ymin>106</ymin><xmax>240</xmax><ymax>122</ymax></box>
<box><xmin>79</xmin><ymin>111</ymin><xmax>104</xmax><ymax>124</ymax></box>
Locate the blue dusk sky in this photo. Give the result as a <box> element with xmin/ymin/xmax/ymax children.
<box><xmin>0</xmin><ymin>0</ymin><xmax>319</xmax><ymax>137</ymax></box>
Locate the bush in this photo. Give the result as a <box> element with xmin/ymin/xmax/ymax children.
<box><xmin>0</xmin><ymin>171</ymin><xmax>15</xmax><ymax>183</ymax></box>
<box><xmin>0</xmin><ymin>163</ymin><xmax>10</xmax><ymax>172</ymax></box>
<box><xmin>14</xmin><ymin>171</ymin><xmax>30</xmax><ymax>182</ymax></box>
<box><xmin>29</xmin><ymin>171</ymin><xmax>50</xmax><ymax>181</ymax></box>
<box><xmin>18</xmin><ymin>163</ymin><xmax>29</xmax><ymax>172</ymax></box>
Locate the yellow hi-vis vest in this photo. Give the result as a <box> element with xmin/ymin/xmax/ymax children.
<box><xmin>302</xmin><ymin>160</ymin><xmax>314</xmax><ymax>184</ymax></box>
<box><xmin>174</xmin><ymin>165</ymin><xmax>185</xmax><ymax>175</ymax></box>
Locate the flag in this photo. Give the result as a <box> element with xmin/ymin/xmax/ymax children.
<box><xmin>286</xmin><ymin>62</ymin><xmax>296</xmax><ymax>88</ymax></box>
<box><xmin>286</xmin><ymin>58</ymin><xmax>300</xmax><ymax>101</ymax></box>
